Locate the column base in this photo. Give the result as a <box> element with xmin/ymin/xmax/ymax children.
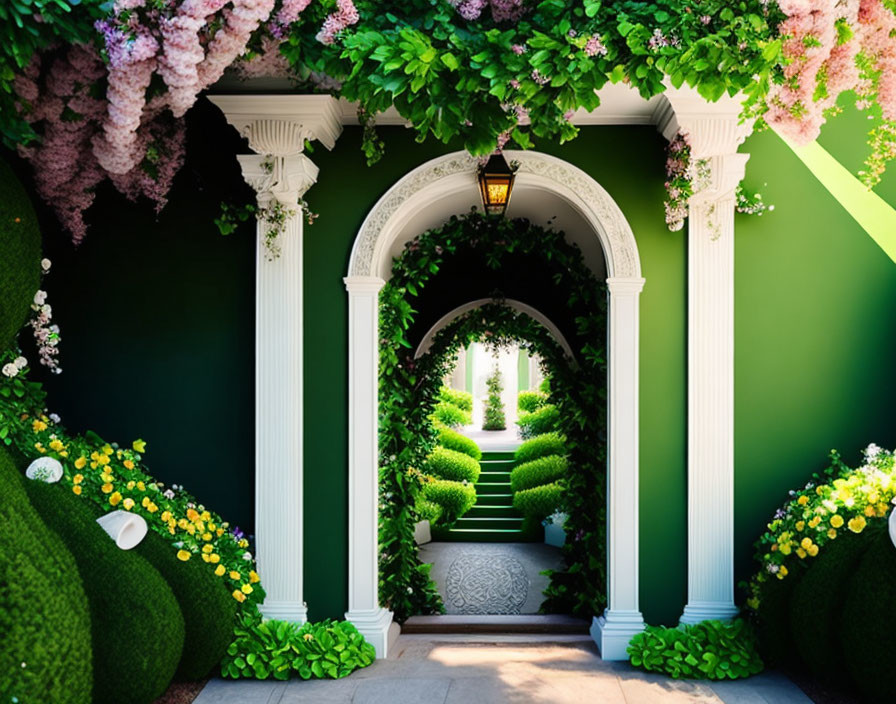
<box><xmin>591</xmin><ymin>609</ymin><xmax>646</xmax><ymax>661</ymax></box>
<box><xmin>259</xmin><ymin>600</ymin><xmax>308</xmax><ymax>623</ymax></box>
<box><xmin>680</xmin><ymin>601</ymin><xmax>740</xmax><ymax>625</ymax></box>
<box><xmin>346</xmin><ymin>607</ymin><xmax>398</xmax><ymax>658</ymax></box>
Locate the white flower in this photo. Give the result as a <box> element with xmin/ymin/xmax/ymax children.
<box><xmin>242</xmin><ymin>551</ymin><xmax>253</xmax><ymax>561</ymax></box>
<box><xmin>49</xmin><ymin>413</ymin><xmax>61</xmax><ymax>424</ymax></box>
<box><xmin>2</xmin><ymin>363</ymin><xmax>19</xmax><ymax>378</ymax></box>
<box><xmin>40</xmin><ymin>304</ymin><xmax>51</xmax><ymax>316</ymax></box>
<box><xmin>13</xmin><ymin>356</ymin><xmax>27</xmax><ymax>369</ymax></box>
<box><xmin>41</xmin><ymin>258</ymin><xmax>51</xmax><ymax>272</ymax></box>
<box><xmin>33</xmin><ymin>290</ymin><xmax>47</xmax><ymax>305</ymax></box>
<box><xmin>866</xmin><ymin>443</ymin><xmax>882</xmax><ymax>459</ymax></box>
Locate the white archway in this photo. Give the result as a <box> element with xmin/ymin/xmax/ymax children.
<box><xmin>344</xmin><ymin>150</ymin><xmax>646</xmax><ymax>660</ymax></box>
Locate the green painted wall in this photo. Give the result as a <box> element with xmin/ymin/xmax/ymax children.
<box><xmin>9</xmin><ymin>98</ymin><xmax>895</xmax><ymax>627</ymax></box>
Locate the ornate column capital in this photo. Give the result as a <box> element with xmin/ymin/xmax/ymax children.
<box><xmin>654</xmin><ymin>85</ymin><xmax>753</xmax><ymax>158</ymax></box>
<box><xmin>237</xmin><ymin>153</ymin><xmax>319</xmax><ymax>206</ymax></box>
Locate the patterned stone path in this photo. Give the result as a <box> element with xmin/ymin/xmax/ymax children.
<box><xmin>195</xmin><ymin>636</ymin><xmax>814</xmax><ymax>704</ymax></box>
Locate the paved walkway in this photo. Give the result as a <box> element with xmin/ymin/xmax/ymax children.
<box><xmin>194</xmin><ymin>635</ymin><xmax>812</xmax><ymax>704</ymax></box>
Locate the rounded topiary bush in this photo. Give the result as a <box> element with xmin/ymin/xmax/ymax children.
<box><xmin>515</xmin><ymin>432</ymin><xmax>566</xmax><ymax>464</ymax></box>
<box><xmin>425</xmin><ymin>446</ymin><xmax>481</xmax><ymax>483</ymax></box>
<box><xmin>438</xmin><ymin>387</ymin><xmax>473</xmax><ymax>413</ymax></box>
<box><xmin>517</xmin><ymin>390</ymin><xmax>548</xmax><ymax>413</ymax></box>
<box><xmin>415</xmin><ymin>497</ymin><xmax>444</xmax><ymax>524</ymax></box>
<box><xmin>510</xmin><ymin>455</ymin><xmax>568</xmax><ymax>493</ymax></box>
<box><xmin>754</xmin><ymin>569</ymin><xmax>801</xmax><ymax>668</ymax></box>
<box><xmin>421</xmin><ymin>480</ymin><xmax>476</xmax><ymax>523</ymax></box>
<box><xmin>513</xmin><ymin>482</ymin><xmax>564</xmax><ymax>520</ymax></box>
<box><xmin>789</xmin><ymin>531</ymin><xmax>868</xmax><ymax>683</ymax></box>
<box><xmin>840</xmin><ymin>530</ymin><xmax>896</xmax><ymax>703</ymax></box>
<box><xmin>134</xmin><ymin>529</ymin><xmax>237</xmax><ymax>681</ymax></box>
<box><xmin>435</xmin><ymin>426</ymin><xmax>481</xmax><ymax>461</ymax></box>
<box><xmin>0</xmin><ymin>450</ymin><xmax>92</xmax><ymax>704</ymax></box>
<box><xmin>517</xmin><ymin>404</ymin><xmax>560</xmax><ymax>439</ymax></box>
<box><xmin>431</xmin><ymin>401</ymin><xmax>470</xmax><ymax>428</ymax></box>
<box><xmin>0</xmin><ymin>158</ymin><xmax>42</xmax><ymax>353</ymax></box>
<box><xmin>25</xmin><ymin>480</ymin><xmax>185</xmax><ymax>704</ymax></box>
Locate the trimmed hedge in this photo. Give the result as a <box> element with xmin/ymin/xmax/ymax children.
<box><xmin>841</xmin><ymin>532</ymin><xmax>896</xmax><ymax>703</ymax></box>
<box><xmin>25</xmin><ymin>480</ymin><xmax>185</xmax><ymax>704</ymax></box>
<box><xmin>430</xmin><ymin>401</ymin><xmax>470</xmax><ymax>428</ymax></box>
<box><xmin>513</xmin><ymin>482</ymin><xmax>564</xmax><ymax>520</ymax></box>
<box><xmin>436</xmin><ymin>425</ymin><xmax>481</xmax><ymax>461</ymax></box>
<box><xmin>515</xmin><ymin>432</ymin><xmax>566</xmax><ymax>464</ymax></box>
<box><xmin>510</xmin><ymin>454</ymin><xmax>568</xmax><ymax>493</ymax></box>
<box><xmin>415</xmin><ymin>498</ymin><xmax>444</xmax><ymax>524</ymax></box>
<box><xmin>0</xmin><ymin>449</ymin><xmax>92</xmax><ymax>704</ymax></box>
<box><xmin>425</xmin><ymin>445</ymin><xmax>481</xmax><ymax>484</ymax></box>
<box><xmin>421</xmin><ymin>480</ymin><xmax>476</xmax><ymax>523</ymax></box>
<box><xmin>0</xmin><ymin>158</ymin><xmax>41</xmax><ymax>353</ymax></box>
<box><xmin>790</xmin><ymin>532</ymin><xmax>867</xmax><ymax>683</ymax></box>
<box><xmin>518</xmin><ymin>390</ymin><xmax>548</xmax><ymax>413</ymax></box>
<box><xmin>517</xmin><ymin>404</ymin><xmax>560</xmax><ymax>439</ymax></box>
<box><xmin>438</xmin><ymin>386</ymin><xmax>472</xmax><ymax>413</ymax></box>
<box><xmin>135</xmin><ymin>529</ymin><xmax>238</xmax><ymax>681</ymax></box>
<box><xmin>754</xmin><ymin>569</ymin><xmax>801</xmax><ymax>668</ymax></box>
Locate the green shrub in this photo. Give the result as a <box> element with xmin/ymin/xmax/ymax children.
<box><xmin>517</xmin><ymin>390</ymin><xmax>548</xmax><ymax>413</ymax></box>
<box><xmin>510</xmin><ymin>454</ymin><xmax>568</xmax><ymax>493</ymax></box>
<box><xmin>438</xmin><ymin>386</ymin><xmax>472</xmax><ymax>413</ymax></box>
<box><xmin>421</xmin><ymin>479</ymin><xmax>477</xmax><ymax>523</ymax></box>
<box><xmin>134</xmin><ymin>529</ymin><xmax>238</xmax><ymax>681</ymax></box>
<box><xmin>25</xmin><ymin>480</ymin><xmax>185</xmax><ymax>704</ymax></box>
<box><xmin>425</xmin><ymin>445</ymin><xmax>481</xmax><ymax>484</ymax></box>
<box><xmin>482</xmin><ymin>366</ymin><xmax>506</xmax><ymax>430</ymax></box>
<box><xmin>515</xmin><ymin>432</ymin><xmax>566</xmax><ymax>464</ymax></box>
<box><xmin>430</xmin><ymin>401</ymin><xmax>470</xmax><ymax>428</ymax></box>
<box><xmin>513</xmin><ymin>482</ymin><xmax>564</xmax><ymax>520</ymax></box>
<box><xmin>628</xmin><ymin>620</ymin><xmax>763</xmax><ymax>680</ymax></box>
<box><xmin>415</xmin><ymin>498</ymin><xmax>443</xmax><ymax>524</ymax></box>
<box><xmin>517</xmin><ymin>404</ymin><xmax>560</xmax><ymax>439</ymax></box>
<box><xmin>222</xmin><ymin>612</ymin><xmax>375</xmax><ymax>680</ymax></box>
<box><xmin>753</xmin><ymin>570</ymin><xmax>801</xmax><ymax>668</ymax></box>
<box><xmin>0</xmin><ymin>158</ymin><xmax>41</xmax><ymax>353</ymax></box>
<box><xmin>435</xmin><ymin>426</ymin><xmax>482</xmax><ymax>461</ymax></box>
<box><xmin>790</xmin><ymin>531</ymin><xmax>867</xmax><ymax>683</ymax></box>
<box><xmin>0</xmin><ymin>449</ymin><xmax>92</xmax><ymax>704</ymax></box>
<box><xmin>840</xmin><ymin>531</ymin><xmax>896</xmax><ymax>703</ymax></box>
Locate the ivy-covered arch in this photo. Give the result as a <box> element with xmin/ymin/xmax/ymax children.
<box><xmin>377</xmin><ymin>212</ymin><xmax>608</xmax><ymax>622</ymax></box>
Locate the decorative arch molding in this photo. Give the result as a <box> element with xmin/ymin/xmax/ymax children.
<box><xmin>344</xmin><ymin>150</ymin><xmax>646</xmax><ymax>661</ymax></box>
<box><xmin>347</xmin><ymin>150</ymin><xmax>642</xmax><ymax>280</ymax></box>
<box><xmin>413</xmin><ymin>298</ymin><xmax>577</xmax><ymax>361</ymax></box>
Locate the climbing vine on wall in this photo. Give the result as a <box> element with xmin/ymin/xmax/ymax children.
<box><xmin>378</xmin><ymin>211</ymin><xmax>609</xmax><ymax>621</ymax></box>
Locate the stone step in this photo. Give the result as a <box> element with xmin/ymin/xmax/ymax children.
<box><xmin>476</xmin><ymin>493</ymin><xmax>514</xmax><ymax>506</ymax></box>
<box><xmin>401</xmin><ymin>614</ymin><xmax>591</xmax><ymax>634</ymax></box>
<box><xmin>479</xmin><ymin>470</ymin><xmax>513</xmax><ymax>483</ymax></box>
<box><xmin>479</xmin><ymin>460</ymin><xmax>516</xmax><ymax>471</ymax></box>
<box><xmin>432</xmin><ymin>528</ymin><xmax>530</xmax><ymax>542</ymax></box>
<box><xmin>477</xmin><ymin>482</ymin><xmax>513</xmax><ymax>495</ymax></box>
<box><xmin>467</xmin><ymin>504</ymin><xmax>520</xmax><ymax>519</ymax></box>
<box><xmin>480</xmin><ymin>451</ymin><xmax>517</xmax><ymax>462</ymax></box>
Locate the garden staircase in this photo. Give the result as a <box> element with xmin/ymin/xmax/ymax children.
<box><xmin>433</xmin><ymin>451</ymin><xmax>539</xmax><ymax>543</ymax></box>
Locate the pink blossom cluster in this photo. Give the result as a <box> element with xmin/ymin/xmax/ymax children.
<box><xmin>663</xmin><ymin>131</ymin><xmax>693</xmax><ymax>232</ymax></box>
<box><xmin>450</xmin><ymin>0</ymin><xmax>528</xmax><ymax>22</ymax></box>
<box><xmin>316</xmin><ymin>0</ymin><xmax>360</xmax><ymax>45</ymax></box>
<box><xmin>30</xmin><ymin>260</ymin><xmax>62</xmax><ymax>374</ymax></box>
<box><xmin>584</xmin><ymin>35</ymin><xmax>609</xmax><ymax>57</ymax></box>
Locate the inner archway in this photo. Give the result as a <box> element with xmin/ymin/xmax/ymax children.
<box><xmin>344</xmin><ymin>150</ymin><xmax>645</xmax><ymax>660</ymax></box>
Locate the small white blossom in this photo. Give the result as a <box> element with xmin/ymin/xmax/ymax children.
<box><xmin>242</xmin><ymin>551</ymin><xmax>253</xmax><ymax>561</ymax></box>
<box><xmin>2</xmin><ymin>363</ymin><xmax>19</xmax><ymax>378</ymax></box>
<box><xmin>41</xmin><ymin>258</ymin><xmax>51</xmax><ymax>272</ymax></box>
<box><xmin>49</xmin><ymin>413</ymin><xmax>61</xmax><ymax>424</ymax></box>
<box><xmin>13</xmin><ymin>356</ymin><xmax>27</xmax><ymax>369</ymax></box>
<box><xmin>33</xmin><ymin>290</ymin><xmax>47</xmax><ymax>305</ymax></box>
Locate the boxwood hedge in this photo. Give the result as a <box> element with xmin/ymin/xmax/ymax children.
<box><xmin>421</xmin><ymin>480</ymin><xmax>476</xmax><ymax>523</ymax></box>
<box><xmin>435</xmin><ymin>425</ymin><xmax>481</xmax><ymax>461</ymax></box>
<box><xmin>430</xmin><ymin>401</ymin><xmax>470</xmax><ymax>429</ymax></box>
<box><xmin>517</xmin><ymin>404</ymin><xmax>560</xmax><ymax>439</ymax></box>
<box><xmin>425</xmin><ymin>445</ymin><xmax>481</xmax><ymax>484</ymax></box>
<box><xmin>518</xmin><ymin>390</ymin><xmax>548</xmax><ymax>414</ymax></box>
<box><xmin>515</xmin><ymin>432</ymin><xmax>567</xmax><ymax>464</ymax></box>
<box><xmin>512</xmin><ymin>482</ymin><xmax>564</xmax><ymax>520</ymax></box>
<box><xmin>510</xmin><ymin>455</ymin><xmax>568</xmax><ymax>493</ymax></box>
<box><xmin>438</xmin><ymin>387</ymin><xmax>472</xmax><ymax>413</ymax></box>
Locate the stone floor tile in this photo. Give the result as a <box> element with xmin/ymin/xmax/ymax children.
<box><xmin>616</xmin><ymin>673</ymin><xmax>722</xmax><ymax>704</ymax></box>
<box><xmin>193</xmin><ymin>678</ymin><xmax>287</xmax><ymax>704</ymax></box>
<box><xmin>279</xmin><ymin>678</ymin><xmax>358</xmax><ymax>703</ymax></box>
<box><xmin>352</xmin><ymin>677</ymin><xmax>452</xmax><ymax>704</ymax></box>
<box><xmin>710</xmin><ymin>672</ymin><xmax>814</xmax><ymax>704</ymax></box>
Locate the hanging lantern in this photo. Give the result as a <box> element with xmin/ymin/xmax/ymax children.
<box><xmin>477</xmin><ymin>152</ymin><xmax>515</xmax><ymax>216</ymax></box>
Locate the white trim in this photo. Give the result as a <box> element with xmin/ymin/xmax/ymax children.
<box><xmin>414</xmin><ymin>298</ymin><xmax>576</xmax><ymax>361</ymax></box>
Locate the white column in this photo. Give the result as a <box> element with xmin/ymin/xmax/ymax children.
<box><xmin>209</xmin><ymin>96</ymin><xmax>342</xmax><ymax>623</ymax></box>
<box><xmin>343</xmin><ymin>276</ymin><xmax>397</xmax><ymax>658</ymax></box>
<box><xmin>592</xmin><ymin>277</ymin><xmax>646</xmax><ymax>660</ymax></box>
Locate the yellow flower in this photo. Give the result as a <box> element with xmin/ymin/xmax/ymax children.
<box><xmin>816</xmin><ymin>486</ymin><xmax>825</xmax><ymax>495</ymax></box>
<box><xmin>238</xmin><ymin>539</ymin><xmax>249</xmax><ymax>549</ymax></box>
<box><xmin>141</xmin><ymin>496</ymin><xmax>151</xmax><ymax>508</ymax></box>
<box><xmin>216</xmin><ymin>528</ymin><xmax>225</xmax><ymax>537</ymax></box>
<box><xmin>122</xmin><ymin>498</ymin><xmax>135</xmax><ymax>510</ymax></box>
<box><xmin>59</xmin><ymin>451</ymin><xmax>68</xmax><ymax>458</ymax></box>
<box><xmin>123</xmin><ymin>459</ymin><xmax>134</xmax><ymax>470</ymax></box>
<box><xmin>201</xmin><ymin>554</ymin><xmax>210</xmax><ymax>563</ymax></box>
<box><xmin>73</xmin><ymin>473</ymin><xmax>83</xmax><ymax>484</ymax></box>
<box><xmin>869</xmin><ymin>492</ymin><xmax>880</xmax><ymax>504</ymax></box>
<box><xmin>303</xmin><ymin>633</ymin><xmax>314</xmax><ymax>641</ymax></box>
<box><xmin>161</xmin><ymin>511</ymin><xmax>172</xmax><ymax>522</ymax></box>
<box><xmin>807</xmin><ymin>544</ymin><xmax>819</xmax><ymax>557</ymax></box>
<box><xmin>126</xmin><ymin>480</ymin><xmax>135</xmax><ymax>490</ymax></box>
<box><xmin>97</xmin><ymin>454</ymin><xmax>110</xmax><ymax>466</ymax></box>
<box><xmin>796</xmin><ymin>547</ymin><xmax>807</xmax><ymax>559</ymax></box>
<box><xmin>35</xmin><ymin>443</ymin><xmax>45</xmax><ymax>453</ymax></box>
<box><xmin>136</xmin><ymin>481</ymin><xmax>145</xmax><ymax>492</ymax></box>
<box><xmin>49</xmin><ymin>439</ymin><xmax>64</xmax><ymax>452</ymax></box>
<box><xmin>848</xmin><ymin>516</ymin><xmax>867</xmax><ymax>534</ymax></box>
<box><xmin>147</xmin><ymin>502</ymin><xmax>158</xmax><ymax>513</ymax></box>
<box><xmin>828</xmin><ymin>528</ymin><xmax>837</xmax><ymax>539</ymax></box>
<box><xmin>202</xmin><ymin>532</ymin><xmax>212</xmax><ymax>541</ymax></box>
<box><xmin>241</xmin><ymin>584</ymin><xmax>253</xmax><ymax>595</ymax></box>
<box><xmin>178</xmin><ymin>518</ymin><xmax>189</xmax><ymax>530</ymax></box>
<box><xmin>202</xmin><ymin>544</ymin><xmax>213</xmax><ymax>554</ymax></box>
<box><xmin>808</xmin><ymin>516</ymin><xmax>822</xmax><ymax>528</ymax></box>
<box><xmin>779</xmin><ymin>543</ymin><xmax>792</xmax><ymax>556</ymax></box>
<box><xmin>74</xmin><ymin>456</ymin><xmax>87</xmax><ymax>469</ymax></box>
<box><xmin>830</xmin><ymin>515</ymin><xmax>844</xmax><ymax>528</ymax></box>
<box><xmin>795</xmin><ymin>521</ymin><xmax>805</xmax><ymax>532</ymax></box>
<box><xmin>168</xmin><ymin>525</ymin><xmax>176</xmax><ymax>535</ymax></box>
<box><xmin>249</xmin><ymin>570</ymin><xmax>260</xmax><ymax>584</ymax></box>
<box><xmin>109</xmin><ymin>492</ymin><xmax>122</xmax><ymax>506</ymax></box>
<box><xmin>209</xmin><ymin>553</ymin><xmax>220</xmax><ymax>564</ymax></box>
<box><xmin>232</xmin><ymin>590</ymin><xmax>246</xmax><ymax>603</ymax></box>
<box><xmin>177</xmin><ymin>550</ymin><xmax>191</xmax><ymax>562</ymax></box>
<box><xmin>864</xmin><ymin>504</ymin><xmax>876</xmax><ymax>517</ymax></box>
<box><xmin>32</xmin><ymin>419</ymin><xmax>48</xmax><ymax>432</ymax></box>
<box><xmin>215</xmin><ymin>565</ymin><xmax>226</xmax><ymax>576</ymax></box>
<box><xmin>132</xmin><ymin>439</ymin><xmax>146</xmax><ymax>453</ymax></box>
<box><xmin>229</xmin><ymin>571</ymin><xmax>240</xmax><ymax>580</ymax></box>
<box><xmin>185</xmin><ymin>524</ymin><xmax>196</xmax><ymax>535</ymax></box>
<box><xmin>72</xmin><ymin>485</ymin><xmax>82</xmax><ymax>495</ymax></box>
<box><xmin>102</xmin><ymin>444</ymin><xmax>113</xmax><ymax>456</ymax></box>
<box><xmin>101</xmin><ymin>483</ymin><xmax>113</xmax><ymax>494</ymax></box>
<box><xmin>101</xmin><ymin>472</ymin><xmax>114</xmax><ymax>483</ymax></box>
<box><xmin>797</xmin><ymin>495</ymin><xmax>809</xmax><ymax>506</ymax></box>
<box><xmin>186</xmin><ymin>508</ymin><xmax>200</xmax><ymax>523</ymax></box>
<box><xmin>779</xmin><ymin>565</ymin><xmax>788</xmax><ymax>577</ymax></box>
<box><xmin>800</xmin><ymin>537</ymin><xmax>813</xmax><ymax>550</ymax></box>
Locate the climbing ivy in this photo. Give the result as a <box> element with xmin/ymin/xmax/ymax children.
<box><xmin>378</xmin><ymin>211</ymin><xmax>608</xmax><ymax>620</ymax></box>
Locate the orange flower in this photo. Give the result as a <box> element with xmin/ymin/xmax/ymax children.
<box><xmin>186</xmin><ymin>508</ymin><xmax>200</xmax><ymax>523</ymax></box>
<box><xmin>232</xmin><ymin>590</ymin><xmax>246</xmax><ymax>603</ymax></box>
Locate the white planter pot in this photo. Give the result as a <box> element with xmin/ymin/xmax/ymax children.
<box><xmin>414</xmin><ymin>520</ymin><xmax>432</xmax><ymax>546</ymax></box>
<box><xmin>96</xmin><ymin>510</ymin><xmax>148</xmax><ymax>550</ymax></box>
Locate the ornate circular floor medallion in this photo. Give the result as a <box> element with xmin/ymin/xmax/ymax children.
<box><xmin>445</xmin><ymin>551</ymin><xmax>528</xmax><ymax>614</ymax></box>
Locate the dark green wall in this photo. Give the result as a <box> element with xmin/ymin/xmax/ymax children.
<box><xmin>11</xmin><ymin>98</ymin><xmax>895</xmax><ymax>627</ymax></box>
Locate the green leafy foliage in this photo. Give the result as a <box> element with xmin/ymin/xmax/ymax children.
<box><xmin>25</xmin><ymin>479</ymin><xmax>184</xmax><ymax>704</ymax></box>
<box><xmin>515</xmin><ymin>431</ymin><xmax>566</xmax><ymax>464</ymax></box>
<box><xmin>510</xmin><ymin>454</ymin><xmax>568</xmax><ymax>493</ymax></box>
<box><xmin>435</xmin><ymin>425</ymin><xmax>482</xmax><ymax>461</ymax></box>
<box><xmin>414</xmin><ymin>497</ymin><xmax>443</xmax><ymax>524</ymax></box>
<box><xmin>518</xmin><ymin>403</ymin><xmax>560</xmax><ymax>439</ymax></box>
<box><xmin>627</xmin><ymin>620</ymin><xmax>764</xmax><ymax>680</ymax></box>
<box><xmin>425</xmin><ymin>445</ymin><xmax>481</xmax><ymax>484</ymax></box>
<box><xmin>430</xmin><ymin>400</ymin><xmax>471</xmax><ymax>428</ymax></box>
<box><xmin>421</xmin><ymin>479</ymin><xmax>477</xmax><ymax>523</ymax></box>
<box><xmin>513</xmin><ymin>481</ymin><xmax>564</xmax><ymax>520</ymax></box>
<box><xmin>518</xmin><ymin>389</ymin><xmax>549</xmax><ymax>413</ymax></box>
<box><xmin>438</xmin><ymin>386</ymin><xmax>473</xmax><ymax>413</ymax></box>
<box><xmin>0</xmin><ymin>448</ymin><xmax>92</xmax><ymax>704</ymax></box>
<box><xmin>0</xmin><ymin>158</ymin><xmax>41</xmax><ymax>353</ymax></box>
<box><xmin>482</xmin><ymin>365</ymin><xmax>506</xmax><ymax>430</ymax></box>
<box><xmin>135</xmin><ymin>529</ymin><xmax>238</xmax><ymax>681</ymax></box>
<box><xmin>221</xmin><ymin>612</ymin><xmax>375</xmax><ymax>681</ymax></box>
